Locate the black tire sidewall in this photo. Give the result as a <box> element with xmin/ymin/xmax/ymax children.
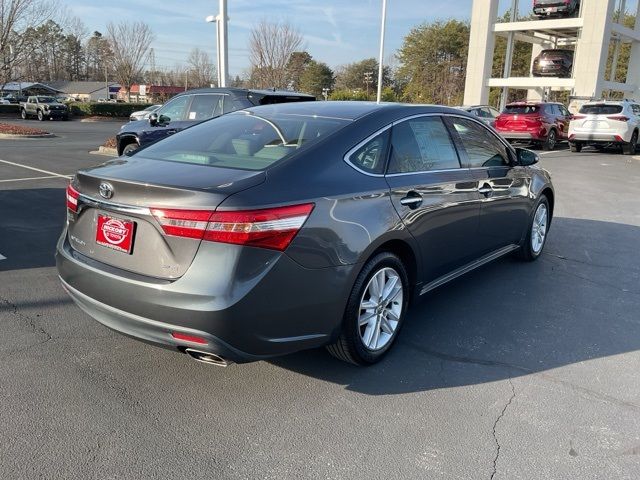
<box><xmin>122</xmin><ymin>144</ymin><xmax>138</xmax><ymax>155</ymax></box>
<box><xmin>342</xmin><ymin>252</ymin><xmax>409</xmax><ymax>364</ymax></box>
<box><xmin>544</xmin><ymin>130</ymin><xmax>556</xmax><ymax>151</ymax></box>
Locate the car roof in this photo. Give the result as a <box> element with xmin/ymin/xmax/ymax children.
<box><xmin>240</xmin><ymin>101</ymin><xmax>472</xmax><ymax>122</ymax></box>
<box><xmin>174</xmin><ymin>87</ymin><xmax>314</xmax><ymax>99</ymax></box>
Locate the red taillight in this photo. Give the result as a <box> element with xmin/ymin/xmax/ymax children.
<box><xmin>66</xmin><ymin>184</ymin><xmax>79</xmax><ymax>212</ymax></box>
<box><xmin>607</xmin><ymin>115</ymin><xmax>630</xmax><ymax>122</ymax></box>
<box><xmin>152</xmin><ymin>203</ymin><xmax>314</xmax><ymax>251</ymax></box>
<box><xmin>171</xmin><ymin>332</ymin><xmax>208</xmax><ymax>345</ymax></box>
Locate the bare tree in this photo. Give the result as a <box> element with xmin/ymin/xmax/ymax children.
<box><xmin>248</xmin><ymin>20</ymin><xmax>304</xmax><ymax>89</ymax></box>
<box><xmin>187</xmin><ymin>48</ymin><xmax>215</xmax><ymax>88</ymax></box>
<box><xmin>106</xmin><ymin>21</ymin><xmax>155</xmax><ymax>101</ymax></box>
<box><xmin>0</xmin><ymin>0</ymin><xmax>58</xmax><ymax>87</ymax></box>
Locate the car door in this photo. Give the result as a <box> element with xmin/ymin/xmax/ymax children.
<box><xmin>445</xmin><ymin>116</ymin><xmax>531</xmax><ymax>255</ymax></box>
<box><xmin>384</xmin><ymin>115</ymin><xmax>484</xmax><ymax>284</ymax></box>
<box><xmin>556</xmin><ymin>104</ymin><xmax>571</xmax><ymax>139</ymax></box>
<box><xmin>144</xmin><ymin>94</ymin><xmax>194</xmax><ymax>145</ymax></box>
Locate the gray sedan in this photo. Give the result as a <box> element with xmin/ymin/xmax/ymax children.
<box><xmin>57</xmin><ymin>102</ymin><xmax>554</xmax><ymax>366</ymax></box>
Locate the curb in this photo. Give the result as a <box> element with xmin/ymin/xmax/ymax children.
<box><xmin>90</xmin><ymin>146</ymin><xmax>118</xmax><ymax>156</ymax></box>
<box><xmin>0</xmin><ymin>132</ymin><xmax>55</xmax><ymax>139</ymax></box>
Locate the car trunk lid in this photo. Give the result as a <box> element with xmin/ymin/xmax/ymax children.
<box><xmin>66</xmin><ymin>156</ymin><xmax>265</xmax><ymax>279</ymax></box>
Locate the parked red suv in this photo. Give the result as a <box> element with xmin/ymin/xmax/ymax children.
<box><xmin>494</xmin><ymin>102</ymin><xmax>572</xmax><ymax>150</ymax></box>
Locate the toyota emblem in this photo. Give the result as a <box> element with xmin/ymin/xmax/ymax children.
<box><xmin>99</xmin><ymin>182</ymin><xmax>114</xmax><ymax>199</ymax></box>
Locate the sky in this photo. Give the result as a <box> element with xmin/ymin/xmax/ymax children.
<box><xmin>65</xmin><ymin>0</ymin><xmax>637</xmax><ymax>77</ymax></box>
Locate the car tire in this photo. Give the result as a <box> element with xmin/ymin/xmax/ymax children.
<box><xmin>326</xmin><ymin>252</ymin><xmax>409</xmax><ymax>366</ymax></box>
<box><xmin>569</xmin><ymin>142</ymin><xmax>582</xmax><ymax>153</ymax></box>
<box><xmin>122</xmin><ymin>143</ymin><xmax>139</xmax><ymax>156</ymax></box>
<box><xmin>543</xmin><ymin>129</ymin><xmax>557</xmax><ymax>151</ymax></box>
<box><xmin>622</xmin><ymin>130</ymin><xmax>638</xmax><ymax>155</ymax></box>
<box><xmin>37</xmin><ymin>110</ymin><xmax>44</xmax><ymax>121</ymax></box>
<box><xmin>517</xmin><ymin>195</ymin><xmax>550</xmax><ymax>262</ymax></box>
<box><xmin>20</xmin><ymin>109</ymin><xmax>27</xmax><ymax>120</ymax></box>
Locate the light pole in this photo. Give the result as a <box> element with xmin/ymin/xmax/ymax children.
<box><xmin>376</xmin><ymin>0</ymin><xmax>387</xmax><ymax>103</ymax></box>
<box><xmin>364</xmin><ymin>71</ymin><xmax>373</xmax><ymax>98</ymax></box>
<box><xmin>205</xmin><ymin>0</ymin><xmax>229</xmax><ymax>88</ymax></box>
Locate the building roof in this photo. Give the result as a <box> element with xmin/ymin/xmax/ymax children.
<box><xmin>46</xmin><ymin>81</ymin><xmax>119</xmax><ymax>94</ymax></box>
<box><xmin>125</xmin><ymin>85</ymin><xmax>185</xmax><ymax>95</ymax></box>
<box><xmin>0</xmin><ymin>82</ymin><xmax>62</xmax><ymax>93</ymax></box>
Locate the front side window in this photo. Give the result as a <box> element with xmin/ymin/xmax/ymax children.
<box><xmin>449</xmin><ymin>117</ymin><xmax>510</xmax><ymax>168</ymax></box>
<box><xmin>388</xmin><ymin>117</ymin><xmax>460</xmax><ymax>174</ymax></box>
<box><xmin>157</xmin><ymin>95</ymin><xmax>191</xmax><ymax>122</ymax></box>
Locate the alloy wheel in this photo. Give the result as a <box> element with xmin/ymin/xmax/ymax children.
<box><xmin>358</xmin><ymin>267</ymin><xmax>404</xmax><ymax>351</ymax></box>
<box><xmin>531</xmin><ymin>203</ymin><xmax>548</xmax><ymax>254</ymax></box>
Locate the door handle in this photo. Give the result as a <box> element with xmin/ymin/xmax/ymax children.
<box><xmin>400</xmin><ymin>193</ymin><xmax>423</xmax><ymax>209</ymax></box>
<box><xmin>478</xmin><ymin>184</ymin><xmax>494</xmax><ymax>196</ymax></box>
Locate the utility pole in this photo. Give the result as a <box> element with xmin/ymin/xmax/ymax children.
<box><xmin>322</xmin><ymin>87</ymin><xmax>329</xmax><ymax>101</ymax></box>
<box><xmin>364</xmin><ymin>71</ymin><xmax>374</xmax><ymax>98</ymax></box>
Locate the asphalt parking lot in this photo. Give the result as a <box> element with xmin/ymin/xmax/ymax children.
<box><xmin>1</xmin><ymin>118</ymin><xmax>639</xmax><ymax>479</ymax></box>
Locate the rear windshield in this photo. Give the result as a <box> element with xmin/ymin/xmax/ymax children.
<box><xmin>138</xmin><ymin>112</ymin><xmax>350</xmax><ymax>170</ymax></box>
<box><xmin>579</xmin><ymin>104</ymin><xmax>623</xmax><ymax>115</ymax></box>
<box><xmin>503</xmin><ymin>105</ymin><xmax>539</xmax><ymax>114</ymax></box>
<box><xmin>37</xmin><ymin>96</ymin><xmax>56</xmax><ymax>103</ymax></box>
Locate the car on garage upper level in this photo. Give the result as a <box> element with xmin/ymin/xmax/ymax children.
<box><xmin>115</xmin><ymin>88</ymin><xmax>315</xmax><ymax>156</ymax></box>
<box><xmin>532</xmin><ymin>49</ymin><xmax>574</xmax><ymax>78</ymax></box>
<box><xmin>533</xmin><ymin>0</ymin><xmax>580</xmax><ymax>18</ymax></box>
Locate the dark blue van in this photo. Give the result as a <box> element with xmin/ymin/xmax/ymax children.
<box><xmin>116</xmin><ymin>88</ymin><xmax>315</xmax><ymax>156</ymax></box>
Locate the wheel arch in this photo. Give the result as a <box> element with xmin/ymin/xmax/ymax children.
<box><xmin>369</xmin><ymin>238</ymin><xmax>419</xmax><ymax>292</ymax></box>
<box><xmin>117</xmin><ymin>134</ymin><xmax>139</xmax><ymax>155</ymax></box>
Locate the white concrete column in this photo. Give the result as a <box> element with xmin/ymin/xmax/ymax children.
<box><xmin>463</xmin><ymin>0</ymin><xmax>499</xmax><ymax>105</ymax></box>
<box><xmin>572</xmin><ymin>0</ymin><xmax>616</xmax><ymax>99</ymax></box>
<box><xmin>626</xmin><ymin>1</ymin><xmax>640</xmax><ymax>99</ymax></box>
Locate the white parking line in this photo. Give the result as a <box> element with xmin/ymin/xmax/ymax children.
<box><xmin>0</xmin><ymin>175</ymin><xmax>62</xmax><ymax>183</ymax></box>
<box><xmin>0</xmin><ymin>158</ymin><xmax>71</xmax><ymax>179</ymax></box>
<box><xmin>0</xmin><ymin>254</ymin><xmax>6</xmax><ymax>261</ymax></box>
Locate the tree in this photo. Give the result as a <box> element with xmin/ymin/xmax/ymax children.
<box><xmin>106</xmin><ymin>21</ymin><xmax>154</xmax><ymax>101</ymax></box>
<box><xmin>396</xmin><ymin>20</ymin><xmax>469</xmax><ymax>105</ymax></box>
<box><xmin>298</xmin><ymin>60</ymin><xmax>334</xmax><ymax>98</ymax></box>
<box><xmin>285</xmin><ymin>51</ymin><xmax>312</xmax><ymax>90</ymax></box>
<box><xmin>85</xmin><ymin>31</ymin><xmax>113</xmax><ymax>81</ymax></box>
<box><xmin>0</xmin><ymin>0</ymin><xmax>57</xmax><ymax>86</ymax></box>
<box><xmin>187</xmin><ymin>47</ymin><xmax>215</xmax><ymax>88</ymax></box>
<box><xmin>248</xmin><ymin>20</ymin><xmax>304</xmax><ymax>89</ymax></box>
<box><xmin>334</xmin><ymin>58</ymin><xmax>391</xmax><ymax>97</ymax></box>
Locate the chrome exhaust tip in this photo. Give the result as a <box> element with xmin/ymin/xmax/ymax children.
<box><xmin>184</xmin><ymin>348</ymin><xmax>230</xmax><ymax>367</ymax></box>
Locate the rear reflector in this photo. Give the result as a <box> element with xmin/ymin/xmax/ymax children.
<box><xmin>615</xmin><ymin>135</ymin><xmax>624</xmax><ymax>142</ymax></box>
<box><xmin>66</xmin><ymin>184</ymin><xmax>79</xmax><ymax>212</ymax></box>
<box><xmin>607</xmin><ymin>115</ymin><xmax>630</xmax><ymax>122</ymax></box>
<box><xmin>152</xmin><ymin>203</ymin><xmax>314</xmax><ymax>251</ymax></box>
<box><xmin>171</xmin><ymin>332</ymin><xmax>208</xmax><ymax>345</ymax></box>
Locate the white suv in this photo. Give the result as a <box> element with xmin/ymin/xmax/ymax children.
<box><xmin>568</xmin><ymin>100</ymin><xmax>640</xmax><ymax>154</ymax></box>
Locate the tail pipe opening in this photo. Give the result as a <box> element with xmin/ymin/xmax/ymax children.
<box><xmin>184</xmin><ymin>348</ymin><xmax>231</xmax><ymax>367</ymax></box>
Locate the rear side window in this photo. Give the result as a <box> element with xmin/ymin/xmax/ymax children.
<box><xmin>187</xmin><ymin>94</ymin><xmax>223</xmax><ymax>121</ymax></box>
<box><xmin>579</xmin><ymin>104</ymin><xmax>623</xmax><ymax>115</ymax></box>
<box><xmin>504</xmin><ymin>105</ymin><xmax>539</xmax><ymax>114</ymax></box>
<box><xmin>139</xmin><ymin>112</ymin><xmax>349</xmax><ymax>171</ymax></box>
<box><xmin>348</xmin><ymin>131</ymin><xmax>389</xmax><ymax>174</ymax></box>
<box><xmin>387</xmin><ymin>117</ymin><xmax>460</xmax><ymax>174</ymax></box>
<box><xmin>449</xmin><ymin>117</ymin><xmax>510</xmax><ymax>168</ymax></box>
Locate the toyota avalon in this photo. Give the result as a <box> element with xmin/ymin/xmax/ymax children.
<box><xmin>57</xmin><ymin>102</ymin><xmax>554</xmax><ymax>366</ymax></box>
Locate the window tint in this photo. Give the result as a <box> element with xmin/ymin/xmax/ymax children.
<box><xmin>478</xmin><ymin>108</ymin><xmax>494</xmax><ymax>118</ymax></box>
<box><xmin>450</xmin><ymin>117</ymin><xmax>510</xmax><ymax>168</ymax></box>
<box><xmin>349</xmin><ymin>131</ymin><xmax>389</xmax><ymax>174</ymax></box>
<box><xmin>388</xmin><ymin>117</ymin><xmax>460</xmax><ymax>174</ymax></box>
<box><xmin>140</xmin><ymin>112</ymin><xmax>349</xmax><ymax>171</ymax></box>
<box><xmin>558</xmin><ymin>105</ymin><xmax>570</xmax><ymax>117</ymax></box>
<box><xmin>187</xmin><ymin>94</ymin><xmax>223</xmax><ymax>121</ymax></box>
<box><xmin>579</xmin><ymin>104</ymin><xmax>623</xmax><ymax>115</ymax></box>
<box><xmin>157</xmin><ymin>95</ymin><xmax>191</xmax><ymax>122</ymax></box>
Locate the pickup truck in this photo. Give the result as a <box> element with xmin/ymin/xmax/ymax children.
<box><xmin>20</xmin><ymin>96</ymin><xmax>69</xmax><ymax>121</ymax></box>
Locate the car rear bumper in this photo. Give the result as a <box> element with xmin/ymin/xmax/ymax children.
<box><xmin>56</xmin><ymin>230</ymin><xmax>354</xmax><ymax>363</ymax></box>
<box><xmin>569</xmin><ymin>130</ymin><xmax>632</xmax><ymax>143</ymax></box>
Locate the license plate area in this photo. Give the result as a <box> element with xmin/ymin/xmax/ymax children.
<box><xmin>96</xmin><ymin>214</ymin><xmax>135</xmax><ymax>254</ymax></box>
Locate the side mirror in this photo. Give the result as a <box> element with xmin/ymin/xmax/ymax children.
<box><xmin>148</xmin><ymin>112</ymin><xmax>158</xmax><ymax>126</ymax></box>
<box><xmin>516</xmin><ymin>147</ymin><xmax>539</xmax><ymax>166</ymax></box>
